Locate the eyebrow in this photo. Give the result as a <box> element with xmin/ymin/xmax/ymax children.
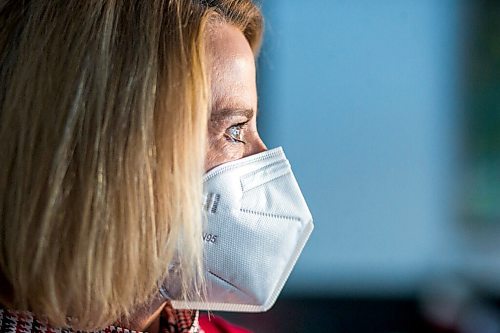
<box><xmin>210</xmin><ymin>108</ymin><xmax>255</xmax><ymax>122</ymax></box>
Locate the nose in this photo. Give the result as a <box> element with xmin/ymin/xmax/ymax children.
<box><xmin>244</xmin><ymin>133</ymin><xmax>267</xmax><ymax>157</ymax></box>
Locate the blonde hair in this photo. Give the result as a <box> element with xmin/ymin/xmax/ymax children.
<box><xmin>0</xmin><ymin>0</ymin><xmax>262</xmax><ymax>330</ymax></box>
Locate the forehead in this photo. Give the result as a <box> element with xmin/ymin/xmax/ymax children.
<box><xmin>206</xmin><ymin>23</ymin><xmax>257</xmax><ymax>111</ymax></box>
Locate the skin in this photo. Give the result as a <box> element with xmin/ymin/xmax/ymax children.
<box><xmin>205</xmin><ymin>22</ymin><xmax>267</xmax><ymax>171</ymax></box>
<box><xmin>123</xmin><ymin>22</ymin><xmax>266</xmax><ymax>332</ymax></box>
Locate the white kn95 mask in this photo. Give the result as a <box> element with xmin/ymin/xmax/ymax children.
<box><xmin>163</xmin><ymin>147</ymin><xmax>313</xmax><ymax>312</ymax></box>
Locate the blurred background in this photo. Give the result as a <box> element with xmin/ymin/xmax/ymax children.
<box><xmin>214</xmin><ymin>0</ymin><xmax>500</xmax><ymax>332</ymax></box>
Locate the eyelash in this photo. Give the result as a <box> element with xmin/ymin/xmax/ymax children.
<box><xmin>224</xmin><ymin>122</ymin><xmax>248</xmax><ymax>144</ymax></box>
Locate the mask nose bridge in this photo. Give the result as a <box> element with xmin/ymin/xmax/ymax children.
<box><xmin>240</xmin><ymin>159</ymin><xmax>290</xmax><ymax>193</ymax></box>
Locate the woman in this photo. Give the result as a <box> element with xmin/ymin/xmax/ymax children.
<box><xmin>0</xmin><ymin>0</ymin><xmax>312</xmax><ymax>332</ymax></box>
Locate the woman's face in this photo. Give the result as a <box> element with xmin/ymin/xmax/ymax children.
<box><xmin>205</xmin><ymin>23</ymin><xmax>266</xmax><ymax>172</ymax></box>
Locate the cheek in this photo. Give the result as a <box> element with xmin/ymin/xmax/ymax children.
<box><xmin>205</xmin><ymin>128</ymin><xmax>244</xmax><ymax>172</ymax></box>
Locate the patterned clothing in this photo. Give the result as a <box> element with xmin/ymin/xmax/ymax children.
<box><xmin>0</xmin><ymin>303</ymin><xmax>204</xmax><ymax>333</ymax></box>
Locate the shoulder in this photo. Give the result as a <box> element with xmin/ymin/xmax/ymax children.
<box><xmin>0</xmin><ymin>305</ymin><xmax>203</xmax><ymax>333</ymax></box>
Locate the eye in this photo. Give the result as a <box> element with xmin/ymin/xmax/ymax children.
<box><xmin>224</xmin><ymin>123</ymin><xmax>247</xmax><ymax>144</ymax></box>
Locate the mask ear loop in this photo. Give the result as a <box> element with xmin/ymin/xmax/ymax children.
<box><xmin>159</xmin><ymin>286</ymin><xmax>171</xmax><ymax>300</ymax></box>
